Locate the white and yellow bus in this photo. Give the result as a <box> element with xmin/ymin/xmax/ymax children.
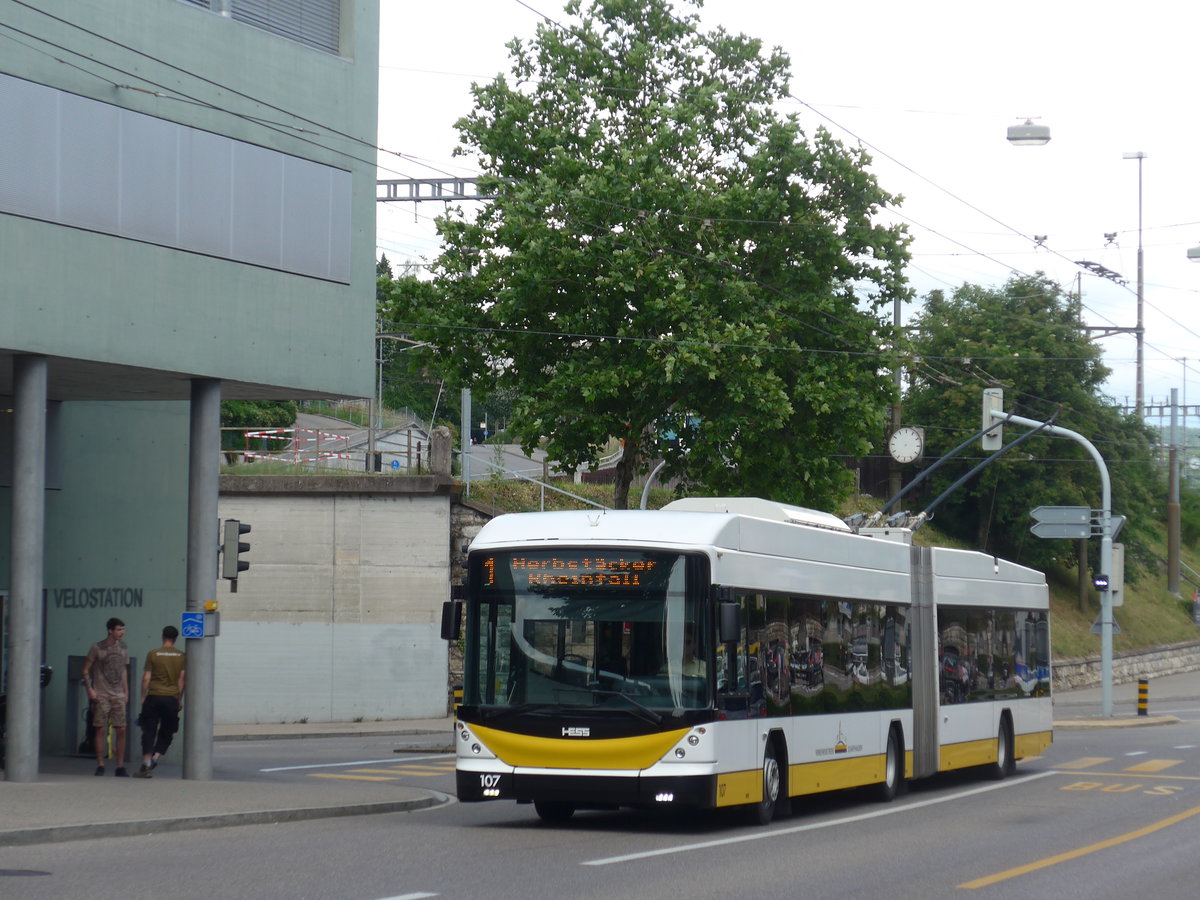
<box><xmin>443</xmin><ymin>497</ymin><xmax>1051</xmax><ymax>824</ymax></box>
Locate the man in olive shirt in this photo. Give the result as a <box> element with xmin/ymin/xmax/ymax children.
<box><xmin>132</xmin><ymin>625</ymin><xmax>186</xmax><ymax>778</ymax></box>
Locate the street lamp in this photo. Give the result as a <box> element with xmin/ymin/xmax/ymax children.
<box><xmin>1012</xmin><ymin>125</ymin><xmax>1147</xmax><ymax>415</ymax></box>
<box><xmin>1006</xmin><ymin>118</ymin><xmax>1051</xmax><ymax>146</ymax></box>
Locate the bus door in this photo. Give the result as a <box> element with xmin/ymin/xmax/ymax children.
<box><xmin>716</xmin><ymin>591</ymin><xmax>764</xmax><ymax>718</ymax></box>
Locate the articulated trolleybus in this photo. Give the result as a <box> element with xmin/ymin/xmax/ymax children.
<box><xmin>441</xmin><ymin>497</ymin><xmax>1051</xmax><ymax>823</ymax></box>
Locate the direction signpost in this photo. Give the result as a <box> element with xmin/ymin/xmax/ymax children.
<box><xmin>1030</xmin><ymin>507</ymin><xmax>1092</xmax><ymax>540</ymax></box>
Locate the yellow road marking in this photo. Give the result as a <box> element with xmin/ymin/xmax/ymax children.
<box><xmin>393</xmin><ymin>768</ymin><xmax>453</xmax><ymax>777</ymax></box>
<box><xmin>1124</xmin><ymin>759</ymin><xmax>1182</xmax><ymax>773</ymax></box>
<box><xmin>1067</xmin><ymin>770</ymin><xmax>1200</xmax><ymax>782</ymax></box>
<box><xmin>959</xmin><ymin>804</ymin><xmax>1200</xmax><ymax>889</ymax></box>
<box><xmin>1055</xmin><ymin>757</ymin><xmax>1111</xmax><ymax>769</ymax></box>
<box><xmin>345</xmin><ymin>768</ymin><xmax>410</xmax><ymax>774</ymax></box>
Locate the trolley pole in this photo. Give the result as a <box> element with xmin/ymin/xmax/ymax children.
<box><xmin>987</xmin><ymin>407</ymin><xmax>1117</xmax><ymax>717</ymax></box>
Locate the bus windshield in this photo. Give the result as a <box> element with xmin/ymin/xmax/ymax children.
<box><xmin>465</xmin><ymin>549</ymin><xmax>709</xmax><ymax>712</ymax></box>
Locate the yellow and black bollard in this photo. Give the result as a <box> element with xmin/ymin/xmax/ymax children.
<box><xmin>1137</xmin><ymin>678</ymin><xmax>1149</xmax><ymax>717</ymax></box>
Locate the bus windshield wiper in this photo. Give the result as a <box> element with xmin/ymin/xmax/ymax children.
<box><xmin>481</xmin><ymin>703</ymin><xmax>559</xmax><ymax>719</ymax></box>
<box><xmin>589</xmin><ymin>690</ymin><xmax>663</xmax><ymax>724</ymax></box>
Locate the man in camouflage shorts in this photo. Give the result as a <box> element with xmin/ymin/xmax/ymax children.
<box><xmin>82</xmin><ymin>617</ymin><xmax>130</xmax><ymax>776</ymax></box>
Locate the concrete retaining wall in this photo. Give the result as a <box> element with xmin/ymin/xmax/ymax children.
<box><xmin>216</xmin><ymin>475</ymin><xmax>456</xmax><ymax>724</ymax></box>
<box><xmin>1052</xmin><ymin>640</ymin><xmax>1200</xmax><ymax>692</ymax></box>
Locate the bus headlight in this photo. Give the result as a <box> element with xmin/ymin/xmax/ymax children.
<box><xmin>471</xmin><ymin>743</ymin><xmax>482</xmax><ymax>755</ymax></box>
<box><xmin>674</xmin><ymin>747</ymin><xmax>686</xmax><ymax>759</ymax></box>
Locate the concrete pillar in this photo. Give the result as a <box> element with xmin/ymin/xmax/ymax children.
<box><xmin>5</xmin><ymin>355</ymin><xmax>47</xmax><ymax>782</ymax></box>
<box><xmin>430</xmin><ymin>425</ymin><xmax>452</xmax><ymax>476</ymax></box>
<box><xmin>182</xmin><ymin>379</ymin><xmax>220</xmax><ymax>780</ymax></box>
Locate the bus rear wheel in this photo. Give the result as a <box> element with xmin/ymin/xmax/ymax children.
<box><xmin>534</xmin><ymin>800</ymin><xmax>576</xmax><ymax>823</ymax></box>
<box><xmin>990</xmin><ymin>718</ymin><xmax>1015</xmax><ymax>780</ymax></box>
<box><xmin>874</xmin><ymin>727</ymin><xmax>903</xmax><ymax>802</ymax></box>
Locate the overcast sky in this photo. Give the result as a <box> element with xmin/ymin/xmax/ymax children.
<box><xmin>376</xmin><ymin>0</ymin><xmax>1200</xmax><ymax>416</ymax></box>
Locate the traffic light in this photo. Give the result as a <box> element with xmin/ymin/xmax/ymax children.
<box><xmin>222</xmin><ymin>519</ymin><xmax>251</xmax><ymax>587</ymax></box>
<box><xmin>981</xmin><ymin>388</ymin><xmax>1004</xmax><ymax>452</ymax></box>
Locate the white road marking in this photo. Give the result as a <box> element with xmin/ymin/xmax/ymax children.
<box><xmin>1124</xmin><ymin>751</ymin><xmax>1149</xmax><ymax>756</ymax></box>
<box><xmin>374</xmin><ymin>893</ymin><xmax>439</xmax><ymax>899</ymax></box>
<box><xmin>582</xmin><ymin>770</ymin><xmax>1060</xmax><ymax>866</ymax></box>
<box><xmin>260</xmin><ymin>754</ymin><xmax>450</xmax><ymax>772</ymax></box>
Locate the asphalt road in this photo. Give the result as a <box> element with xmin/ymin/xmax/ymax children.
<box><xmin>4</xmin><ymin>710</ymin><xmax>1200</xmax><ymax>899</ymax></box>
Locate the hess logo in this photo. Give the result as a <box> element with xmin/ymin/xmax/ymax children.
<box><xmin>562</xmin><ymin>726</ymin><xmax>590</xmax><ymax>737</ymax></box>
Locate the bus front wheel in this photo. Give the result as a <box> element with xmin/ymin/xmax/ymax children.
<box><xmin>750</xmin><ymin>743</ymin><xmax>781</xmax><ymax>825</ymax></box>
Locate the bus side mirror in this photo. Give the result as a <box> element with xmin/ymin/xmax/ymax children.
<box><xmin>719</xmin><ymin>602</ymin><xmax>741</xmax><ymax>643</ymax></box>
<box><xmin>441</xmin><ymin>600</ymin><xmax>463</xmax><ymax>641</ymax></box>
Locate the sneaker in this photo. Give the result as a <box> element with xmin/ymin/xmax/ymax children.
<box><xmin>94</xmin><ymin>765</ymin><xmax>105</xmax><ymax>777</ymax></box>
<box><xmin>114</xmin><ymin>767</ymin><xmax>129</xmax><ymax>777</ymax></box>
<box><xmin>150</xmin><ymin>754</ymin><xmax>160</xmax><ymax>770</ymax></box>
<box><xmin>132</xmin><ymin>765</ymin><xmax>153</xmax><ymax>779</ymax></box>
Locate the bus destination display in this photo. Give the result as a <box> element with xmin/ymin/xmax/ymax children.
<box><xmin>483</xmin><ymin>553</ymin><xmax>661</xmax><ymax>588</ymax></box>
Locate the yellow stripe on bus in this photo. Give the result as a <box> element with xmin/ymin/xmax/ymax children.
<box><xmin>716</xmin><ymin>768</ymin><xmax>762</xmax><ymax>807</ymax></box>
<box><xmin>940</xmin><ymin>738</ymin><xmax>995</xmax><ymax>771</ymax></box>
<box><xmin>942</xmin><ymin>730</ymin><xmax>1052</xmax><ymax>773</ymax></box>
<box><xmin>719</xmin><ymin>751</ymin><xmax>906</xmax><ymax>808</ymax></box>
<box><xmin>1014</xmin><ymin>730</ymin><xmax>1052</xmax><ymax>759</ymax></box>
<box><xmin>789</xmin><ymin>753</ymin><xmax>887</xmax><ymax>796</ymax></box>
<box><xmin>471</xmin><ymin>724</ymin><xmax>691</xmax><ymax>770</ymax></box>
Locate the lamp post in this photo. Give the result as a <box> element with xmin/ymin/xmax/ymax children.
<box><xmin>1006</xmin><ymin>118</ymin><xmax>1051</xmax><ymax>146</ymax></box>
<box><xmin>1007</xmin><ymin>122</ymin><xmax>1147</xmax><ymax>418</ymax></box>
<box><xmin>1123</xmin><ymin>152</ymin><xmax>1147</xmax><ymax>417</ymax></box>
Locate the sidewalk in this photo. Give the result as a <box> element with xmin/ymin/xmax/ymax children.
<box><xmin>1052</xmin><ymin>668</ymin><xmax>1199</xmax><ymax>729</ymax></box>
<box><xmin>0</xmin><ymin>717</ymin><xmax>456</xmax><ymax>847</ymax></box>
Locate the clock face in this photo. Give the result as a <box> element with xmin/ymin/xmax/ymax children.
<box><xmin>889</xmin><ymin>427</ymin><xmax>924</xmax><ymax>464</ymax></box>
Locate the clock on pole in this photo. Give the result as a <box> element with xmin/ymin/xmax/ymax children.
<box><xmin>888</xmin><ymin>426</ymin><xmax>924</xmax><ymax>464</ymax></box>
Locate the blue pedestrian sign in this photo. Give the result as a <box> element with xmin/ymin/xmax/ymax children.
<box><xmin>181</xmin><ymin>612</ymin><xmax>205</xmax><ymax>639</ymax></box>
<box><xmin>391</xmin><ymin>459</ymin><xmax>400</xmax><ymax>469</ymax></box>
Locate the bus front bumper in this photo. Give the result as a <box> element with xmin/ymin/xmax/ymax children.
<box><xmin>456</xmin><ymin>768</ymin><xmax>716</xmax><ymax>809</ymax></box>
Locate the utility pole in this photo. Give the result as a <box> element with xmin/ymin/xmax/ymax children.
<box><xmin>1123</xmin><ymin>151</ymin><xmax>1147</xmax><ymax>417</ymax></box>
<box><xmin>1168</xmin><ymin>388</ymin><xmax>1181</xmax><ymax>595</ymax></box>
<box><xmin>461</xmin><ymin>388</ymin><xmax>472</xmax><ymax>496</ymax></box>
<box><xmin>889</xmin><ymin>294</ymin><xmax>903</xmax><ymax>499</ymax></box>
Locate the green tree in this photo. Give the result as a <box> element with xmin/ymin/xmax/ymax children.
<box><xmin>902</xmin><ymin>274</ymin><xmax>1160</xmax><ymax>570</ymax></box>
<box><xmin>220</xmin><ymin>400</ymin><xmax>297</xmax><ymax>462</ymax></box>
<box><xmin>397</xmin><ymin>0</ymin><xmax>910</xmax><ymax>508</ymax></box>
<box><xmin>377</xmin><ymin>272</ymin><xmax>454</xmax><ymax>427</ymax></box>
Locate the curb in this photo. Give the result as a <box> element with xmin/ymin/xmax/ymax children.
<box><xmin>215</xmin><ymin>729</ymin><xmax>450</xmax><ymax>742</ymax></box>
<box><xmin>1053</xmin><ymin>715</ymin><xmax>1181</xmax><ymax>730</ymax></box>
<box><xmin>0</xmin><ymin>791</ymin><xmax>453</xmax><ymax>848</ymax></box>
